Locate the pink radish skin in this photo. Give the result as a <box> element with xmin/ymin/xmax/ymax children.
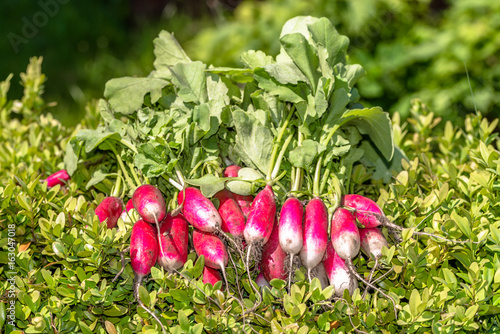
<box><xmin>244</xmin><ymin>185</ymin><xmax>276</xmax><ymax>246</ymax></box>
<box><xmin>224</xmin><ymin>165</ymin><xmax>242</xmax><ymax>177</ymax></box>
<box><xmin>130</xmin><ymin>219</ymin><xmax>158</xmax><ymax>279</ymax></box>
<box><xmin>330</xmin><ymin>208</ymin><xmax>360</xmax><ymax>261</ymax></box>
<box><xmin>323</xmin><ymin>240</ymin><xmax>358</xmax><ymax>297</ymax></box>
<box><xmin>279</xmin><ymin>197</ymin><xmax>304</xmax><ymax>255</ymax></box>
<box><xmin>130</xmin><ymin>219</ymin><xmax>165</xmax><ymax>333</ymax></box>
<box><xmin>256</xmin><ymin>272</ymin><xmax>271</xmax><ymax>288</ymax></box>
<box><xmin>261</xmin><ymin>218</ymin><xmax>288</xmax><ymax>282</ymax></box>
<box><xmin>133</xmin><ymin>185</ymin><xmax>167</xmax><ymax>224</ymax></box>
<box><xmin>359</xmin><ymin>227</ymin><xmax>388</xmax><ymax>259</ymax></box>
<box><xmin>95</xmin><ymin>196</ymin><xmax>124</xmax><ymax>229</ymax></box>
<box><xmin>45</xmin><ymin>169</ymin><xmax>70</xmax><ymax>188</ymax></box>
<box><xmin>192</xmin><ymin>230</ymin><xmax>229</xmax><ymax>269</ymax></box>
<box><xmin>234</xmin><ymin>194</ymin><xmax>254</xmax><ymax>218</ymax></box>
<box><xmin>178</xmin><ymin>187</ymin><xmax>222</xmax><ymax>233</ymax></box>
<box><xmin>299</xmin><ymin>197</ymin><xmax>329</xmax><ymax>280</ymax></box>
<box><xmin>343</xmin><ymin>194</ymin><xmax>383</xmax><ymax>228</ymax></box>
<box><xmin>214</xmin><ymin>189</ymin><xmax>246</xmax><ymax>238</ymax></box>
<box><xmin>223</xmin><ymin>165</ymin><xmax>254</xmax><ymax>217</ymax></box>
<box><xmin>202</xmin><ymin>266</ymin><xmax>222</xmax><ymax>288</ymax></box>
<box><xmin>157</xmin><ymin>213</ymin><xmax>189</xmax><ymax>271</ymax></box>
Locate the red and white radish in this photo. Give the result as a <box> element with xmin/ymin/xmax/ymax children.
<box><xmin>223</xmin><ymin>165</ymin><xmax>242</xmax><ymax>178</ymax></box>
<box><xmin>359</xmin><ymin>227</ymin><xmax>388</xmax><ymax>260</ymax></box>
<box><xmin>132</xmin><ymin>185</ymin><xmax>167</xmax><ymax>224</ymax></box>
<box><xmin>256</xmin><ymin>272</ymin><xmax>271</xmax><ymax>288</ymax></box>
<box><xmin>157</xmin><ymin>213</ymin><xmax>189</xmax><ymax>271</ymax></box>
<box><xmin>202</xmin><ymin>266</ymin><xmax>222</xmax><ymax>288</ymax></box>
<box><xmin>343</xmin><ymin>194</ymin><xmax>383</xmax><ymax>228</ymax></box>
<box><xmin>278</xmin><ymin>196</ymin><xmax>303</xmax><ymax>288</ymax></box>
<box><xmin>261</xmin><ymin>218</ymin><xmax>288</xmax><ymax>282</ymax></box>
<box><xmin>192</xmin><ymin>229</ymin><xmax>229</xmax><ymax>289</ymax></box>
<box><xmin>214</xmin><ymin>189</ymin><xmax>246</xmax><ymax>239</ymax></box>
<box><xmin>130</xmin><ymin>219</ymin><xmax>165</xmax><ymax>333</ymax></box>
<box><xmin>244</xmin><ymin>185</ymin><xmax>276</xmax><ymax>248</ymax></box>
<box><xmin>45</xmin><ymin>169</ymin><xmax>70</xmax><ymax>188</ymax></box>
<box><xmin>300</xmin><ymin>197</ymin><xmax>329</xmax><ymax>281</ymax></box>
<box><xmin>323</xmin><ymin>240</ymin><xmax>358</xmax><ymax>297</ymax></box>
<box><xmin>95</xmin><ymin>196</ymin><xmax>124</xmax><ymax>229</ymax></box>
<box><xmin>233</xmin><ymin>194</ymin><xmax>254</xmax><ymax>218</ymax></box>
<box><xmin>330</xmin><ymin>208</ymin><xmax>360</xmax><ymax>261</ymax></box>
<box><xmin>331</xmin><ymin>208</ymin><xmax>397</xmax><ymax>317</ymax></box>
<box><xmin>178</xmin><ymin>187</ymin><xmax>222</xmax><ymax>233</ymax></box>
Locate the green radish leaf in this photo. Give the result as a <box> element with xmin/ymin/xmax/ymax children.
<box><xmin>263</xmin><ymin>62</ymin><xmax>309</xmax><ymax>85</ymax></box>
<box><xmin>74</xmin><ymin>128</ymin><xmax>121</xmax><ymax>154</ymax></box>
<box><xmin>86</xmin><ymin>166</ymin><xmax>110</xmax><ymax>190</ymax></box>
<box><xmin>253</xmin><ymin>68</ymin><xmax>309</xmax><ymax>104</ymax></box>
<box><xmin>360</xmin><ymin>142</ymin><xmax>407</xmax><ymax>183</ymax></box>
<box><xmin>280</xmin><ymin>33</ymin><xmax>321</xmax><ymax>92</ymax></box>
<box><xmin>307</xmin><ymin>17</ymin><xmax>349</xmax><ymax>69</ymax></box>
<box><xmin>185</xmin><ymin>175</ymin><xmax>226</xmax><ymax>198</ymax></box>
<box><xmin>338</xmin><ymin>107</ymin><xmax>394</xmax><ymax>161</ymax></box>
<box><xmin>289</xmin><ymin>139</ymin><xmax>325</xmax><ymax>169</ymax></box>
<box><xmin>135</xmin><ymin>141</ymin><xmax>174</xmax><ymax>177</ymax></box>
<box><xmin>64</xmin><ymin>138</ymin><xmax>81</xmax><ymax>175</ymax></box>
<box><xmin>104</xmin><ymin>77</ymin><xmax>169</xmax><ymax>115</ymax></box>
<box><xmin>153</xmin><ymin>30</ymin><xmax>191</xmax><ymax>71</ymax></box>
<box><xmin>170</xmin><ymin>61</ymin><xmax>208</xmax><ymax>104</ymax></box>
<box><xmin>232</xmin><ymin>109</ymin><xmax>274</xmax><ymax>175</ymax></box>
<box><xmin>241</xmin><ymin>50</ymin><xmax>274</xmax><ymax>69</ymax></box>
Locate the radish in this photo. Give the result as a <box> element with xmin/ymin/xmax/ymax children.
<box><xmin>311</xmin><ymin>262</ymin><xmax>330</xmax><ymax>290</ymax></box>
<box><xmin>132</xmin><ymin>185</ymin><xmax>167</xmax><ymax>225</ymax></box>
<box><xmin>178</xmin><ymin>187</ymin><xmax>222</xmax><ymax>233</ymax></box>
<box><xmin>214</xmin><ymin>189</ymin><xmax>246</xmax><ymax>239</ymax></box>
<box><xmin>157</xmin><ymin>213</ymin><xmax>189</xmax><ymax>271</ymax></box>
<box><xmin>223</xmin><ymin>165</ymin><xmax>254</xmax><ymax>217</ymax></box>
<box><xmin>223</xmin><ymin>165</ymin><xmax>242</xmax><ymax>177</ymax></box>
<box><xmin>130</xmin><ymin>219</ymin><xmax>165</xmax><ymax>334</ymax></box>
<box><xmin>299</xmin><ymin>197</ymin><xmax>329</xmax><ymax>282</ymax></box>
<box><xmin>233</xmin><ymin>194</ymin><xmax>254</xmax><ymax>218</ymax></box>
<box><xmin>330</xmin><ymin>208</ymin><xmax>360</xmax><ymax>261</ymax></box>
<box><xmin>331</xmin><ymin>208</ymin><xmax>397</xmax><ymax>317</ymax></box>
<box><xmin>120</xmin><ymin>199</ymin><xmax>135</xmax><ymax>223</ymax></box>
<box><xmin>192</xmin><ymin>229</ymin><xmax>229</xmax><ymax>289</ymax></box>
<box><xmin>244</xmin><ymin>185</ymin><xmax>276</xmax><ymax>248</ymax></box>
<box><xmin>261</xmin><ymin>218</ymin><xmax>288</xmax><ymax>282</ymax></box>
<box><xmin>202</xmin><ymin>266</ymin><xmax>222</xmax><ymax>288</ymax></box>
<box><xmin>323</xmin><ymin>240</ymin><xmax>358</xmax><ymax>297</ymax></box>
<box><xmin>95</xmin><ymin>196</ymin><xmax>124</xmax><ymax>229</ymax></box>
<box><xmin>256</xmin><ymin>272</ymin><xmax>271</xmax><ymax>288</ymax></box>
<box><xmin>359</xmin><ymin>227</ymin><xmax>388</xmax><ymax>260</ymax></box>
<box><xmin>278</xmin><ymin>196</ymin><xmax>303</xmax><ymax>288</ymax></box>
<box><xmin>45</xmin><ymin>169</ymin><xmax>70</xmax><ymax>188</ymax></box>
<box><xmin>359</xmin><ymin>227</ymin><xmax>389</xmax><ymax>298</ymax></box>
<box><xmin>342</xmin><ymin>194</ymin><xmax>383</xmax><ymax>228</ymax></box>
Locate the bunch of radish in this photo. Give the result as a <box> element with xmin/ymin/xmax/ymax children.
<box><xmin>87</xmin><ymin>161</ymin><xmax>400</xmax><ymax>332</ymax></box>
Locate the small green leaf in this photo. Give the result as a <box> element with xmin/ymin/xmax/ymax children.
<box><xmin>104</xmin><ymin>77</ymin><xmax>169</xmax><ymax>114</ymax></box>
<box><xmin>186</xmin><ymin>175</ymin><xmax>226</xmax><ymax>198</ymax></box>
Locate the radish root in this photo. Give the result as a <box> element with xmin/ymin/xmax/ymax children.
<box><xmin>346</xmin><ymin>258</ymin><xmax>398</xmax><ymax>319</ymax></box>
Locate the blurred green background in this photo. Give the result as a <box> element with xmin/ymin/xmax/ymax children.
<box><xmin>1</xmin><ymin>0</ymin><xmax>498</xmax><ymax>126</ymax></box>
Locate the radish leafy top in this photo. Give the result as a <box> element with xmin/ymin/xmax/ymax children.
<box><xmin>65</xmin><ymin>16</ymin><xmax>399</xmax><ymax>199</ymax></box>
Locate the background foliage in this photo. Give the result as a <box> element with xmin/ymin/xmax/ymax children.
<box><xmin>2</xmin><ymin>0</ymin><xmax>498</xmax><ymax>126</ymax></box>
